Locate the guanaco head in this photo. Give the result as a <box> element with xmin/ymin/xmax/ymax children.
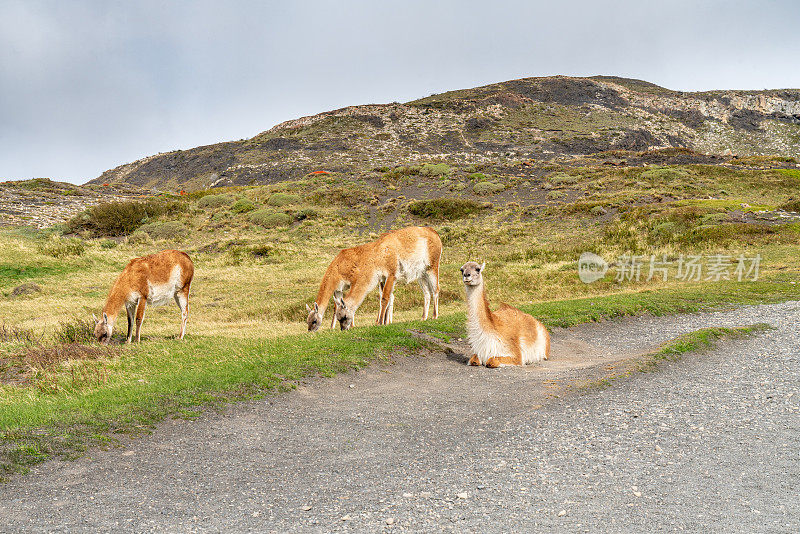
<box><xmin>332</xmin><ymin>292</ymin><xmax>353</xmax><ymax>330</ymax></box>
<box><xmin>460</xmin><ymin>261</ymin><xmax>485</xmax><ymax>287</ymax></box>
<box><xmin>306</xmin><ymin>302</ymin><xmax>323</xmax><ymax>332</ymax></box>
<box><xmin>93</xmin><ymin>313</ymin><xmax>112</xmax><ymax>344</ymax></box>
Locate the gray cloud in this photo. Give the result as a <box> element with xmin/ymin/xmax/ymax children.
<box><xmin>1</xmin><ymin>0</ymin><xmax>798</xmax><ymax>184</ymax></box>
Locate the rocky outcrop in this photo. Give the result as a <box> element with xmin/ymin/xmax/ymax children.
<box><xmin>88</xmin><ymin>76</ymin><xmax>800</xmax><ymax>191</ymax></box>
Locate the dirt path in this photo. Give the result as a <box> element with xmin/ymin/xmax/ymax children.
<box><xmin>1</xmin><ymin>302</ymin><xmax>798</xmax><ymax>532</ymax></box>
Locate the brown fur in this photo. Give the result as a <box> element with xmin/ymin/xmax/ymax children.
<box><xmin>94</xmin><ymin>250</ymin><xmax>194</xmax><ymax>343</ymax></box>
<box><xmin>307</xmin><ymin>226</ymin><xmax>442</xmax><ymax>331</ymax></box>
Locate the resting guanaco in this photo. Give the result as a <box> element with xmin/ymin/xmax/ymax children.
<box><xmin>460</xmin><ymin>261</ymin><xmax>550</xmax><ymax>367</ymax></box>
<box><xmin>93</xmin><ymin>250</ymin><xmax>194</xmax><ymax>343</ymax></box>
<box><xmin>307</xmin><ymin>226</ymin><xmax>442</xmax><ymax>331</ymax></box>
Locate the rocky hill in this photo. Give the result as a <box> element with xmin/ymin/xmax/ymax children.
<box><xmin>89</xmin><ymin>76</ymin><xmax>800</xmax><ymax>191</ymax></box>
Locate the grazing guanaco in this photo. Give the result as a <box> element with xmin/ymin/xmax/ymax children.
<box><xmin>307</xmin><ymin>226</ymin><xmax>442</xmax><ymax>331</ymax></box>
<box><xmin>93</xmin><ymin>250</ymin><xmax>194</xmax><ymax>343</ymax></box>
<box><xmin>460</xmin><ymin>261</ymin><xmax>550</xmax><ymax>367</ymax></box>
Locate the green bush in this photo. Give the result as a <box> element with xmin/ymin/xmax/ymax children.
<box><xmin>309</xmin><ymin>186</ymin><xmax>370</xmax><ymax>207</ymax></box>
<box><xmin>248</xmin><ymin>210</ymin><xmax>293</xmax><ymax>228</ymax></box>
<box><xmin>779</xmin><ymin>198</ymin><xmax>800</xmax><ymax>212</ymax></box>
<box><xmin>197</xmin><ymin>194</ymin><xmax>234</xmax><ymax>209</ymax></box>
<box><xmin>383</xmin><ymin>165</ymin><xmax>421</xmax><ymax>180</ymax></box>
<box><xmin>37</xmin><ymin>237</ymin><xmax>85</xmax><ymax>258</ymax></box>
<box><xmin>419</xmin><ymin>163</ymin><xmax>452</xmax><ymax>177</ymax></box>
<box><xmin>127</xmin><ymin>231</ymin><xmax>152</xmax><ymax>245</ymax></box>
<box><xmin>590</xmin><ymin>205</ymin><xmax>608</xmax><ymax>216</ymax></box>
<box><xmin>138</xmin><ymin>221</ymin><xmax>188</xmax><ymax>240</ymax></box>
<box><xmin>267</xmin><ymin>193</ymin><xmax>301</xmax><ymax>207</ymax></box>
<box><xmin>640</xmin><ymin>167</ymin><xmax>687</xmax><ymax>183</ymax></box>
<box><xmin>294</xmin><ymin>208</ymin><xmax>318</xmax><ymax>221</ymax></box>
<box><xmin>53</xmin><ymin>318</ymin><xmax>95</xmax><ymax>344</ymax></box>
<box><xmin>67</xmin><ymin>199</ymin><xmax>184</xmax><ymax>236</ymax></box>
<box><xmin>467</xmin><ymin>172</ymin><xmax>487</xmax><ymax>181</ymax></box>
<box><xmin>99</xmin><ymin>239</ymin><xmax>118</xmax><ymax>249</ymax></box>
<box><xmin>473</xmin><ymin>181</ymin><xmax>505</xmax><ymax>195</ymax></box>
<box><xmin>231</xmin><ymin>198</ymin><xmax>256</xmax><ymax>214</ymax></box>
<box><xmin>407</xmin><ymin>198</ymin><xmax>488</xmax><ymax>220</ymax></box>
<box><xmin>547</xmin><ymin>172</ymin><xmax>579</xmax><ymax>185</ymax></box>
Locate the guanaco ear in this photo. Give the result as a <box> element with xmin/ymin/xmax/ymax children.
<box><xmin>313</xmin><ymin>302</ymin><xmax>319</xmax><ymax>313</ymax></box>
<box><xmin>305</xmin><ymin>303</ymin><xmax>312</xmax><ymax>313</ymax></box>
<box><xmin>92</xmin><ymin>313</ymin><xmax>98</xmax><ymax>324</ymax></box>
<box><xmin>102</xmin><ymin>312</ymin><xmax>108</xmax><ymax>324</ymax></box>
<box><xmin>333</xmin><ymin>292</ymin><xmax>345</xmax><ymax>309</ymax></box>
<box><xmin>479</xmin><ymin>262</ymin><xmax>486</xmax><ymax>272</ymax></box>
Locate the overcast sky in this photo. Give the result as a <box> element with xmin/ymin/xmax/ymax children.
<box><xmin>2</xmin><ymin>0</ymin><xmax>798</xmax><ymax>184</ymax></box>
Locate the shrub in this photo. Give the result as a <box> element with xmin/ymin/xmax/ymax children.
<box><xmin>473</xmin><ymin>182</ymin><xmax>505</xmax><ymax>195</ymax></box>
<box><xmin>407</xmin><ymin>198</ymin><xmax>488</xmax><ymax>220</ymax></box>
<box><xmin>640</xmin><ymin>167</ymin><xmax>687</xmax><ymax>183</ymax></box>
<box><xmin>294</xmin><ymin>208</ymin><xmax>318</xmax><ymax>221</ymax></box>
<box><xmin>248</xmin><ymin>210</ymin><xmax>293</xmax><ymax>228</ymax></box>
<box><xmin>266</xmin><ymin>193</ymin><xmax>301</xmax><ymax>207</ymax></box>
<box><xmin>197</xmin><ymin>194</ymin><xmax>234</xmax><ymax>209</ymax></box>
<box><xmin>138</xmin><ymin>221</ymin><xmax>187</xmax><ymax>240</ymax></box>
<box><xmin>467</xmin><ymin>172</ymin><xmax>487</xmax><ymax>181</ymax></box>
<box><xmin>67</xmin><ymin>199</ymin><xmax>184</xmax><ymax>236</ymax></box>
<box><xmin>99</xmin><ymin>239</ymin><xmax>118</xmax><ymax>249</ymax></box>
<box><xmin>384</xmin><ymin>165</ymin><xmax>421</xmax><ymax>180</ymax></box>
<box><xmin>231</xmin><ymin>198</ymin><xmax>256</xmax><ymax>214</ymax></box>
<box><xmin>309</xmin><ymin>186</ymin><xmax>370</xmax><ymax>207</ymax></box>
<box><xmin>127</xmin><ymin>231</ymin><xmax>152</xmax><ymax>245</ymax></box>
<box><xmin>419</xmin><ymin>163</ymin><xmax>452</xmax><ymax>177</ymax></box>
<box><xmin>53</xmin><ymin>318</ymin><xmax>95</xmax><ymax>344</ymax></box>
<box><xmin>779</xmin><ymin>198</ymin><xmax>800</xmax><ymax>212</ymax></box>
<box><xmin>37</xmin><ymin>237</ymin><xmax>85</xmax><ymax>258</ymax></box>
<box><xmin>546</xmin><ymin>172</ymin><xmax>579</xmax><ymax>186</ymax></box>
<box><xmin>0</xmin><ymin>322</ymin><xmax>39</xmax><ymax>343</ymax></box>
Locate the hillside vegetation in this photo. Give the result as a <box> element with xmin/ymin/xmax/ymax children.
<box><xmin>89</xmin><ymin>76</ymin><xmax>800</xmax><ymax>191</ymax></box>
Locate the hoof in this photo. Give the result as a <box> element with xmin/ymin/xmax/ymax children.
<box><xmin>485</xmin><ymin>357</ymin><xmax>500</xmax><ymax>368</ymax></box>
<box><xmin>468</xmin><ymin>354</ymin><xmax>481</xmax><ymax>366</ymax></box>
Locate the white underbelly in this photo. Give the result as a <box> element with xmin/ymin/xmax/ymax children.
<box><xmin>147</xmin><ymin>284</ymin><xmax>176</xmax><ymax>306</ymax></box>
<box><xmin>146</xmin><ymin>266</ymin><xmax>182</xmax><ymax>307</ymax></box>
<box><xmin>396</xmin><ymin>238</ymin><xmax>429</xmax><ymax>283</ymax></box>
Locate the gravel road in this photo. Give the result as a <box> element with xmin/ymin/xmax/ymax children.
<box><xmin>1</xmin><ymin>301</ymin><xmax>798</xmax><ymax>533</ymax></box>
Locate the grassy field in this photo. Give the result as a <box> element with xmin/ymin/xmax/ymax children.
<box><xmin>1</xmin><ymin>158</ymin><xmax>799</xmax><ymax>478</ymax></box>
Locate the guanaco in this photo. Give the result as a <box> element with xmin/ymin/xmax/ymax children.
<box><xmin>94</xmin><ymin>250</ymin><xmax>194</xmax><ymax>343</ymax></box>
<box><xmin>460</xmin><ymin>261</ymin><xmax>550</xmax><ymax>367</ymax></box>
<box><xmin>307</xmin><ymin>226</ymin><xmax>442</xmax><ymax>331</ymax></box>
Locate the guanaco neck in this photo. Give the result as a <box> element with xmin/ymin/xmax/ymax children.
<box><xmin>315</xmin><ymin>265</ymin><xmax>344</xmax><ymax>315</ymax></box>
<box><xmin>102</xmin><ymin>283</ymin><xmax>128</xmax><ymax>325</ymax></box>
<box><xmin>342</xmin><ymin>279</ymin><xmax>372</xmax><ymax>312</ymax></box>
<box><xmin>465</xmin><ymin>281</ymin><xmax>494</xmax><ymax>330</ymax></box>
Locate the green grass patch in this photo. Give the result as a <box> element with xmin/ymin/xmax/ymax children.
<box><xmin>636</xmin><ymin>323</ymin><xmax>771</xmax><ymax>372</ymax></box>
